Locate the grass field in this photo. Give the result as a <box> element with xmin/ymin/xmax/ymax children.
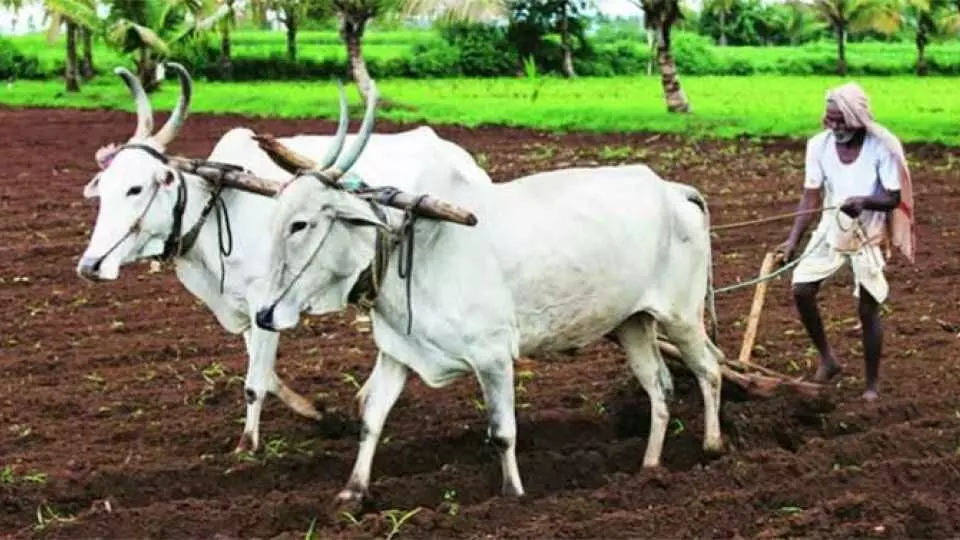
<box><xmin>1</xmin><ymin>75</ymin><xmax>958</xmax><ymax>145</ymax></box>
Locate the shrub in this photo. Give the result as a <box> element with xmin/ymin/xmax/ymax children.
<box><xmin>0</xmin><ymin>38</ymin><xmax>42</xmax><ymax>80</ymax></box>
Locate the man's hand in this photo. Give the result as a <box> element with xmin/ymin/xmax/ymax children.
<box><xmin>774</xmin><ymin>239</ymin><xmax>796</xmax><ymax>266</ymax></box>
<box><xmin>840</xmin><ymin>196</ymin><xmax>866</xmax><ymax>218</ymax></box>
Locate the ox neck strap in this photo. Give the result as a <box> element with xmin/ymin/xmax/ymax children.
<box><xmin>346</xmin><ymin>191</ymin><xmax>427</xmax><ymax>335</ymax></box>
<box><xmin>118</xmin><ymin>143</ymin><xmax>235</xmax><ymax>293</ymax></box>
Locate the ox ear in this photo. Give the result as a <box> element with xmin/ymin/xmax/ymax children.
<box><xmin>335</xmin><ymin>202</ymin><xmax>387</xmax><ymax>231</ymax></box>
<box><xmin>83</xmin><ymin>174</ymin><xmax>101</xmax><ymax>199</ymax></box>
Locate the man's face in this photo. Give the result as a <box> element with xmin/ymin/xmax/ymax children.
<box><xmin>823</xmin><ymin>102</ymin><xmax>857</xmax><ymax>143</ymax></box>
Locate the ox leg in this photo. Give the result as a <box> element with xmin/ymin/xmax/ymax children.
<box><xmin>477</xmin><ymin>360</ymin><xmax>524</xmax><ymax>497</ymax></box>
<box><xmin>662</xmin><ymin>319</ymin><xmax>724</xmax><ymax>455</ymax></box>
<box><xmin>617</xmin><ymin>314</ymin><xmax>670</xmax><ymax>468</ymax></box>
<box><xmin>235</xmin><ymin>328</ymin><xmax>279</xmax><ymax>453</ymax></box>
<box><xmin>337</xmin><ymin>352</ymin><xmax>408</xmax><ymax>503</ymax></box>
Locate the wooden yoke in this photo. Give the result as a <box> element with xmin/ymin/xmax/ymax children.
<box><xmin>167</xmin><ymin>155</ymin><xmax>284</xmax><ymax>197</ymax></box>
<box><xmin>251</xmin><ymin>134</ymin><xmax>479</xmax><ymax>227</ymax></box>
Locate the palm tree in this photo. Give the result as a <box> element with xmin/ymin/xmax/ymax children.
<box><xmin>19</xmin><ymin>0</ymin><xmax>102</xmax><ymax>92</ymax></box>
<box><xmin>630</xmin><ymin>0</ymin><xmax>689</xmax><ymax>113</ymax></box>
<box><xmin>703</xmin><ymin>0</ymin><xmax>734</xmax><ymax>45</ymax></box>
<box><xmin>336</xmin><ymin>0</ymin><xmax>505</xmax><ymax>100</ymax></box>
<box><xmin>897</xmin><ymin>0</ymin><xmax>960</xmax><ymax>74</ymax></box>
<box><xmin>811</xmin><ymin>0</ymin><xmax>901</xmax><ymax>75</ymax></box>
<box><xmin>250</xmin><ymin>0</ymin><xmax>327</xmax><ymax>62</ymax></box>
<box><xmin>106</xmin><ymin>0</ymin><xmax>231</xmax><ymax>91</ymax></box>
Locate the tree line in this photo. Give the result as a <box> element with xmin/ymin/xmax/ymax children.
<box><xmin>2</xmin><ymin>0</ymin><xmax>958</xmax><ymax>113</ymax></box>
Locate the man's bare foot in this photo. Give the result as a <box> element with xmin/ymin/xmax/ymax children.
<box><xmin>862</xmin><ymin>389</ymin><xmax>879</xmax><ymax>401</ymax></box>
<box><xmin>813</xmin><ymin>361</ymin><xmax>843</xmax><ymax>382</ymax></box>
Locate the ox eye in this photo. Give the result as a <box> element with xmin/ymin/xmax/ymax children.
<box><xmin>289</xmin><ymin>221</ymin><xmax>309</xmax><ymax>235</ymax></box>
<box><xmin>126</xmin><ymin>186</ymin><xmax>143</xmax><ymax>197</ymax></box>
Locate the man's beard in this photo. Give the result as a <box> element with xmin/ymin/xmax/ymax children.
<box><xmin>833</xmin><ymin>129</ymin><xmax>856</xmax><ymax>143</ymax></box>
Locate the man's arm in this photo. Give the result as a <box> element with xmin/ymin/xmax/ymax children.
<box><xmin>840</xmin><ymin>189</ymin><xmax>901</xmax><ymax>217</ymax></box>
<box><xmin>777</xmin><ymin>188</ymin><xmax>822</xmax><ymax>262</ymax></box>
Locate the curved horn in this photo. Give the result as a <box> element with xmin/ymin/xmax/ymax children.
<box><xmin>153</xmin><ymin>62</ymin><xmax>193</xmax><ymax>148</ymax></box>
<box><xmin>315</xmin><ymin>80</ymin><xmax>350</xmax><ymax>170</ymax></box>
<box><xmin>114</xmin><ymin>66</ymin><xmax>154</xmax><ymax>141</ymax></box>
<box><xmin>322</xmin><ymin>80</ymin><xmax>379</xmax><ymax>181</ymax></box>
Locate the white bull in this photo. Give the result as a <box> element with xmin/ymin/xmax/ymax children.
<box><xmin>74</xmin><ymin>64</ymin><xmax>492</xmax><ymax>453</ymax></box>
<box><xmin>253</xmin><ymin>82</ymin><xmax>725</xmax><ymax>502</ymax></box>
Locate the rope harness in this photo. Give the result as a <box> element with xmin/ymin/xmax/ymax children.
<box><xmin>263</xmin><ymin>177</ymin><xmax>426</xmax><ymax>336</ymax></box>
<box><xmin>87</xmin><ymin>144</ymin><xmax>235</xmax><ymax>292</ymax></box>
<box><xmin>712</xmin><ymin>205</ymin><xmax>883</xmax><ymax>294</ymax></box>
<box><xmin>346</xmin><ymin>187</ymin><xmax>428</xmax><ymax>335</ymax></box>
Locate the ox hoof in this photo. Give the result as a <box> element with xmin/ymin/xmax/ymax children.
<box><xmin>703</xmin><ymin>439</ymin><xmax>725</xmax><ymax>457</ymax></box>
<box><xmin>335</xmin><ymin>488</ymin><xmax>366</xmax><ymax>504</ymax></box>
<box><xmin>233</xmin><ymin>433</ymin><xmax>258</xmax><ymax>454</ymax></box>
<box><xmin>501</xmin><ymin>484</ymin><xmax>525</xmax><ymax>498</ymax></box>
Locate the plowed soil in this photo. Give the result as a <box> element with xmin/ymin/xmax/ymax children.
<box><xmin>2</xmin><ymin>106</ymin><xmax>959</xmax><ymax>539</ymax></box>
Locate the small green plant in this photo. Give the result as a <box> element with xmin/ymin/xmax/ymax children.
<box><xmin>441</xmin><ymin>489</ymin><xmax>459</xmax><ymax>516</ymax></box>
<box><xmin>304</xmin><ymin>516</ymin><xmax>319</xmax><ymax>540</ymax></box>
<box><xmin>384</xmin><ymin>507</ymin><xmax>422</xmax><ymax>540</ymax></box>
<box><xmin>0</xmin><ymin>465</ymin><xmax>14</xmax><ymax>484</ymax></box>
<box><xmin>340</xmin><ymin>511</ymin><xmax>361</xmax><ymax>526</ymax></box>
<box><xmin>34</xmin><ymin>505</ymin><xmax>75</xmax><ymax>531</ymax></box>
<box><xmin>598</xmin><ymin>145</ymin><xmax>633</xmax><ymax>161</ymax></box>
<box><xmin>342</xmin><ymin>371</ymin><xmax>362</xmax><ymax>390</ymax></box>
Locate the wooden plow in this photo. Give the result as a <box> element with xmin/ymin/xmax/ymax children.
<box><xmin>656</xmin><ymin>251</ymin><xmax>827</xmax><ymax>399</ymax></box>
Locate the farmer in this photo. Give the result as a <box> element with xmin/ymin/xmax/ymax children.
<box><xmin>775</xmin><ymin>82</ymin><xmax>915</xmax><ymax>401</ymax></box>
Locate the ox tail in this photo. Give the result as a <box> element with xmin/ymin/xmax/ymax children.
<box><xmin>677</xmin><ymin>186</ymin><xmax>719</xmax><ymax>344</ymax></box>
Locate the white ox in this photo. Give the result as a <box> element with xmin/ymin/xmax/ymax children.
<box><xmin>252</xmin><ymin>82</ymin><xmax>725</xmax><ymax>502</ymax></box>
<box><xmin>74</xmin><ymin>64</ymin><xmax>493</xmax><ymax>453</ymax></box>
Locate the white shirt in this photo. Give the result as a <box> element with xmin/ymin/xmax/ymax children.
<box><xmin>803</xmin><ymin>130</ymin><xmax>901</xmax><ymax>246</ymax></box>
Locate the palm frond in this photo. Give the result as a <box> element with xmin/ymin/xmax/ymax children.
<box><xmin>400</xmin><ymin>0</ymin><xmax>507</xmax><ymax>20</ymax></box>
<box><xmin>45</xmin><ymin>0</ymin><xmax>103</xmax><ymax>30</ymax></box>
<box><xmin>110</xmin><ymin>19</ymin><xmax>172</xmax><ymax>55</ymax></box>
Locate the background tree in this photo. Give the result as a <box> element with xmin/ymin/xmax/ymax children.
<box><xmin>212</xmin><ymin>0</ymin><xmax>239</xmax><ymax>79</ymax></box>
<box><xmin>811</xmin><ymin>0</ymin><xmax>901</xmax><ymax>75</ymax></box>
<box><xmin>251</xmin><ymin>0</ymin><xmax>327</xmax><ymax>61</ymax></box>
<box><xmin>631</xmin><ymin>0</ymin><xmax>689</xmax><ymax>112</ymax></box>
<box><xmin>43</xmin><ymin>0</ymin><xmax>102</xmax><ymax>92</ymax></box>
<box><xmin>106</xmin><ymin>0</ymin><xmax>231</xmax><ymax>91</ymax></box>
<box><xmin>338</xmin><ymin>0</ymin><xmax>505</xmax><ymax>99</ymax></box>
<box><xmin>703</xmin><ymin>0</ymin><xmax>734</xmax><ymax>45</ymax></box>
<box><xmin>506</xmin><ymin>0</ymin><xmax>590</xmax><ymax>77</ymax></box>
<box><xmin>895</xmin><ymin>0</ymin><xmax>960</xmax><ymax>74</ymax></box>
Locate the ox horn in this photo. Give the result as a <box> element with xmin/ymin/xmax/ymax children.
<box><xmin>314</xmin><ymin>80</ymin><xmax>350</xmax><ymax>170</ymax></box>
<box><xmin>152</xmin><ymin>62</ymin><xmax>193</xmax><ymax>148</ymax></box>
<box><xmin>320</xmin><ymin>80</ymin><xmax>379</xmax><ymax>181</ymax></box>
<box><xmin>114</xmin><ymin>66</ymin><xmax>154</xmax><ymax>141</ymax></box>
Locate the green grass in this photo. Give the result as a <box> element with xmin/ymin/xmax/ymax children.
<box><xmin>1</xmin><ymin>75</ymin><xmax>957</xmax><ymax>145</ymax></box>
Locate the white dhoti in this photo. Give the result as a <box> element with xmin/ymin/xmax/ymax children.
<box><xmin>791</xmin><ymin>211</ymin><xmax>890</xmax><ymax>304</ymax></box>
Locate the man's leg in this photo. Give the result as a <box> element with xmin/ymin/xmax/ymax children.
<box><xmin>852</xmin><ymin>245</ymin><xmax>889</xmax><ymax>401</ymax></box>
<box><xmin>857</xmin><ymin>286</ymin><xmax>882</xmax><ymax>400</ymax></box>
<box><xmin>793</xmin><ymin>280</ymin><xmax>842</xmax><ymax>381</ymax></box>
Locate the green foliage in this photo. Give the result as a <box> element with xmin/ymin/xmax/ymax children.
<box><xmin>0</xmin><ymin>37</ymin><xmax>42</xmax><ymax>79</ymax></box>
<box><xmin>6</xmin><ymin>27</ymin><xmax>960</xmax><ymax>80</ymax></box>
<box><xmin>439</xmin><ymin>22</ymin><xmax>518</xmax><ymax>76</ymax></box>
<box><xmin>505</xmin><ymin>0</ymin><xmax>591</xmax><ymax>73</ymax></box>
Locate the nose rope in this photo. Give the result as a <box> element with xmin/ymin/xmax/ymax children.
<box><xmin>266</xmin><ymin>222</ymin><xmax>336</xmax><ymax>314</ymax></box>
<box><xmin>84</xmin><ymin>173</ymin><xmax>165</xmax><ymax>273</ymax></box>
<box><xmin>86</xmin><ymin>144</ymin><xmax>235</xmax><ymax>290</ymax></box>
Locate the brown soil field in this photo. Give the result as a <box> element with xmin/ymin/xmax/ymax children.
<box><xmin>1</xmin><ymin>106</ymin><xmax>959</xmax><ymax>539</ymax></box>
